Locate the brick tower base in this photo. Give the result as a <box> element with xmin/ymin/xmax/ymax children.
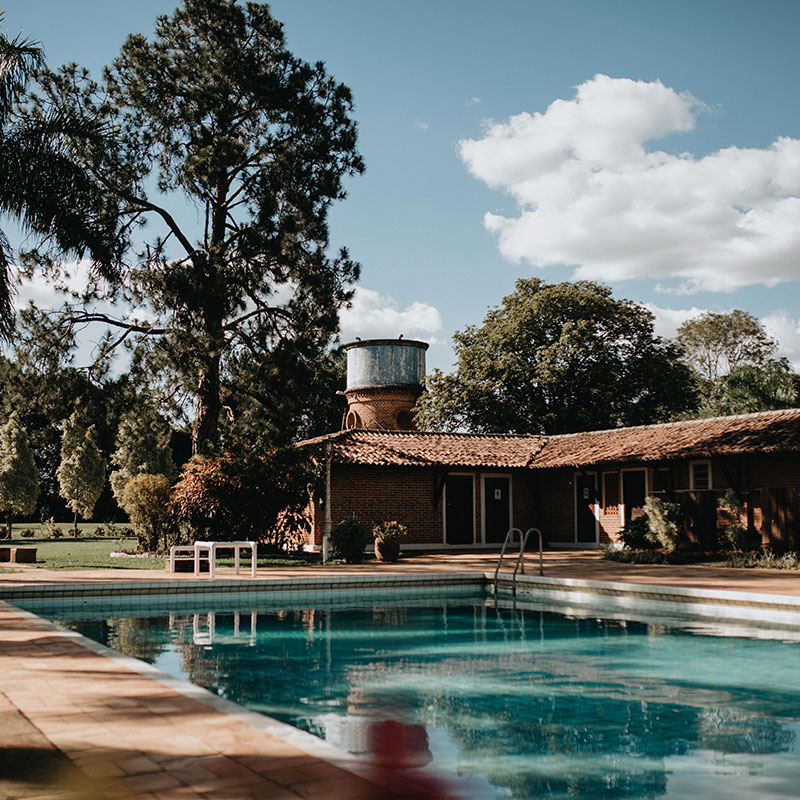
<box><xmin>343</xmin><ymin>386</ymin><xmax>422</xmax><ymax>431</ymax></box>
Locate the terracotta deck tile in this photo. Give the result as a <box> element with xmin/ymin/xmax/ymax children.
<box><xmin>79</xmin><ymin>759</ymin><xmax>127</xmax><ymax>780</ymax></box>
<box><xmin>115</xmin><ymin>771</ymin><xmax>184</xmax><ymax>793</ymax></box>
<box><xmin>232</xmin><ymin>754</ymin><xmax>319</xmax><ymax>776</ymax></box>
<box><xmin>198</xmin><ymin>756</ymin><xmax>264</xmax><ymax>780</ymax></box>
<box><xmin>289</xmin><ymin>775</ymin><xmax>386</xmax><ymax>800</ymax></box>
<box><xmin>182</xmin><ymin>772</ymin><xmax>269</xmax><ymax>794</ymax></box>
<box><xmin>151</xmin><ymin>788</ymin><xmax>207</xmax><ymax>800</ymax></box>
<box><xmin>113</xmin><ymin>754</ymin><xmax>163</xmax><ymax>776</ymax></box>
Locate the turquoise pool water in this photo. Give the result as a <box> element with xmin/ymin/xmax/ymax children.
<box><xmin>43</xmin><ymin>595</ymin><xmax>800</xmax><ymax>800</ymax></box>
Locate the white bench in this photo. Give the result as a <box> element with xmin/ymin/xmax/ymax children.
<box><xmin>168</xmin><ymin>541</ymin><xmax>258</xmax><ymax>578</ymax></box>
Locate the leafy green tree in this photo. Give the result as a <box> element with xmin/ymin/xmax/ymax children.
<box><xmin>21</xmin><ymin>0</ymin><xmax>363</xmax><ymax>455</ymax></box>
<box><xmin>714</xmin><ymin>358</ymin><xmax>798</xmax><ymax>415</ymax></box>
<box><xmin>0</xmin><ymin>412</ymin><xmax>39</xmax><ymax>537</ymax></box>
<box><xmin>110</xmin><ymin>402</ymin><xmax>176</xmax><ymax>504</ymax></box>
<box><xmin>120</xmin><ymin>473</ymin><xmax>172</xmax><ymax>552</ymax></box>
<box><xmin>0</xmin><ymin>12</ymin><xmax>119</xmax><ymax>340</ymax></box>
<box><xmin>0</xmin><ymin>346</ymin><xmax>140</xmax><ymax>520</ymax></box>
<box><xmin>676</xmin><ymin>310</ymin><xmax>778</xmax><ymax>406</ymax></box>
<box><xmin>56</xmin><ymin>409</ymin><xmax>106</xmax><ymax>535</ymax></box>
<box><xmin>416</xmin><ymin>279</ymin><xmax>697</xmax><ymax>434</ymax></box>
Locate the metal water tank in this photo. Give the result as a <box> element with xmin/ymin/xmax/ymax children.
<box><xmin>345</xmin><ymin>338</ymin><xmax>427</xmax><ymax>390</ymax></box>
<box><xmin>343</xmin><ymin>339</ymin><xmax>428</xmax><ymax>430</ymax></box>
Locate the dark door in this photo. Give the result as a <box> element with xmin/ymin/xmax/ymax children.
<box><xmin>622</xmin><ymin>470</ymin><xmax>647</xmax><ymax>525</ymax></box>
<box><xmin>445</xmin><ymin>476</ymin><xmax>474</xmax><ymax>544</ymax></box>
<box><xmin>576</xmin><ymin>473</ymin><xmax>598</xmax><ymax>543</ymax></box>
<box><xmin>484</xmin><ymin>477</ymin><xmax>510</xmax><ymax>543</ymax></box>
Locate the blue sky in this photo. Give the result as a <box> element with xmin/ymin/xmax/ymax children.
<box><xmin>3</xmin><ymin>0</ymin><xmax>800</xmax><ymax>372</ymax></box>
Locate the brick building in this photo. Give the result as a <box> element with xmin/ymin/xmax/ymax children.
<box><xmin>298</xmin><ymin>408</ymin><xmax>800</xmax><ymax>552</ymax></box>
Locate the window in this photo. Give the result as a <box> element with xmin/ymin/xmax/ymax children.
<box><xmin>395</xmin><ymin>410</ymin><xmax>413</xmax><ymax>430</ymax></box>
<box><xmin>602</xmin><ymin>472</ymin><xmax>620</xmax><ymax>513</ymax></box>
<box><xmin>345</xmin><ymin>410</ymin><xmax>361</xmax><ymax>429</ymax></box>
<box><xmin>651</xmin><ymin>468</ymin><xmax>671</xmax><ymax>494</ymax></box>
<box><xmin>621</xmin><ymin>469</ymin><xmax>647</xmax><ymax>525</ymax></box>
<box><xmin>690</xmin><ymin>461</ymin><xmax>711</xmax><ymax>491</ymax></box>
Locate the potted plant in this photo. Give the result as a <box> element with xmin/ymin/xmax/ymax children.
<box><xmin>372</xmin><ymin>520</ymin><xmax>408</xmax><ymax>562</ymax></box>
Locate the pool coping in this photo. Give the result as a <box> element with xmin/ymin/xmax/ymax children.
<box><xmin>5</xmin><ymin>568</ymin><xmax>800</xmax><ymax>625</ymax></box>
<box><xmin>494</xmin><ymin>572</ymin><xmax>800</xmax><ymax>628</ymax></box>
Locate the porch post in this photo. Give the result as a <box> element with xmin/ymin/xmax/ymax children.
<box><xmin>322</xmin><ymin>441</ymin><xmax>332</xmax><ymax>563</ymax></box>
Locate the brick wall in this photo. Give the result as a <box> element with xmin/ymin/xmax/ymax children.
<box><xmin>308</xmin><ymin>465</ymin><xmax>538</xmax><ymax>549</ymax></box>
<box><xmin>308</xmin><ymin>452</ymin><xmax>800</xmax><ymax>550</ymax></box>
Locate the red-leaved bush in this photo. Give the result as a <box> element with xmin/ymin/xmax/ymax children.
<box><xmin>169</xmin><ymin>451</ymin><xmax>315</xmax><ymax>551</ymax></box>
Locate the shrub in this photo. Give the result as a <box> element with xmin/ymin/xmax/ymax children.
<box><xmin>20</xmin><ymin>528</ymin><xmax>35</xmax><ymax>538</ymax></box>
<box><xmin>373</xmin><ymin>520</ymin><xmax>409</xmax><ymax>541</ymax></box>
<box><xmin>40</xmin><ymin>517</ymin><xmax>61</xmax><ymax>538</ymax></box>
<box><xmin>619</xmin><ymin>515</ymin><xmax>651</xmax><ymax>550</ymax></box>
<box><xmin>330</xmin><ymin>517</ymin><xmax>368</xmax><ymax>563</ymax></box>
<box><xmin>605</xmin><ymin>545</ymin><xmax>671</xmax><ymax>564</ymax></box>
<box><xmin>101</xmin><ymin>521</ymin><xmax>133</xmax><ymax>538</ymax></box>
<box><xmin>121</xmin><ymin>474</ymin><xmax>173</xmax><ymax>552</ymax></box>
<box><xmin>618</xmin><ymin>497</ymin><xmax>683</xmax><ymax>553</ymax></box>
<box><xmin>725</xmin><ymin>550</ymin><xmax>800</xmax><ymax>570</ymax></box>
<box><xmin>643</xmin><ymin>496</ymin><xmax>682</xmax><ymax>552</ymax></box>
<box><xmin>717</xmin><ymin>489</ymin><xmax>760</xmax><ymax>552</ymax></box>
<box><xmin>169</xmin><ymin>451</ymin><xmax>313</xmax><ymax>550</ymax></box>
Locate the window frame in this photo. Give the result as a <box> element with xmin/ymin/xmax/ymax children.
<box><xmin>690</xmin><ymin>460</ymin><xmax>712</xmax><ymax>491</ymax></box>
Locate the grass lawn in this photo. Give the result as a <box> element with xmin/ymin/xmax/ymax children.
<box><xmin>4</xmin><ymin>529</ymin><xmax>156</xmax><ymax>570</ymax></box>
<box><xmin>3</xmin><ymin>523</ymin><xmax>320</xmax><ymax>571</ymax></box>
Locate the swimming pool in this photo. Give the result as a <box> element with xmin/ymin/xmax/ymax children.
<box><xmin>35</xmin><ymin>592</ymin><xmax>800</xmax><ymax>800</ymax></box>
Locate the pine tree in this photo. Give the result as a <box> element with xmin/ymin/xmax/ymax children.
<box><xmin>110</xmin><ymin>403</ymin><xmax>175</xmax><ymax>503</ymax></box>
<box><xmin>0</xmin><ymin>411</ymin><xmax>39</xmax><ymax>537</ymax></box>
<box><xmin>56</xmin><ymin>409</ymin><xmax>106</xmax><ymax>536</ymax></box>
<box><xmin>20</xmin><ymin>0</ymin><xmax>363</xmax><ymax>454</ymax></box>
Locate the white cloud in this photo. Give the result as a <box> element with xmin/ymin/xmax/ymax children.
<box><xmin>460</xmin><ymin>74</ymin><xmax>800</xmax><ymax>293</ymax></box>
<box><xmin>465</xmin><ymin>97</ymin><xmax>481</xmax><ymax>107</ymax></box>
<box><xmin>413</xmin><ymin>119</ymin><xmax>430</xmax><ymax>131</ymax></box>
<box><xmin>15</xmin><ymin>259</ymin><xmax>156</xmax><ymax>326</ymax></box>
<box><xmin>763</xmin><ymin>312</ymin><xmax>800</xmax><ymax>371</ymax></box>
<box><xmin>338</xmin><ymin>287</ymin><xmax>443</xmax><ymax>343</ymax></box>
<box><xmin>643</xmin><ymin>303</ymin><xmax>706</xmax><ymax>339</ymax></box>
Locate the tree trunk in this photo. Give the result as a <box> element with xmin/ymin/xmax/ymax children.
<box><xmin>192</xmin><ymin>354</ymin><xmax>222</xmax><ymax>456</ymax></box>
<box><xmin>73</xmin><ymin>508</ymin><xmax>78</xmax><ymax>538</ymax></box>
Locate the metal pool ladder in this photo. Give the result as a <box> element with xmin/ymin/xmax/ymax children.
<box><xmin>493</xmin><ymin>527</ymin><xmax>543</xmax><ymax>595</ymax></box>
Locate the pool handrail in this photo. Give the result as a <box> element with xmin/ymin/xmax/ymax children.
<box><xmin>493</xmin><ymin>527</ymin><xmax>544</xmax><ymax>595</ymax></box>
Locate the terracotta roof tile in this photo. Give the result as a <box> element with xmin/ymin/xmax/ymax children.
<box><xmin>297</xmin><ymin>409</ymin><xmax>800</xmax><ymax>470</ymax></box>
<box><xmin>297</xmin><ymin>429</ymin><xmax>547</xmax><ymax>468</ymax></box>
<box><xmin>531</xmin><ymin>408</ymin><xmax>800</xmax><ymax>468</ymax></box>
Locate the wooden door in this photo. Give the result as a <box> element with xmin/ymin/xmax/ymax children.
<box><xmin>484</xmin><ymin>476</ymin><xmax>511</xmax><ymax>543</ymax></box>
<box><xmin>445</xmin><ymin>476</ymin><xmax>474</xmax><ymax>545</ymax></box>
<box><xmin>576</xmin><ymin>473</ymin><xmax>598</xmax><ymax>543</ymax></box>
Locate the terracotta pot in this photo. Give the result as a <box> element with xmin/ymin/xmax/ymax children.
<box><xmin>374</xmin><ymin>538</ymin><xmax>401</xmax><ymax>562</ymax></box>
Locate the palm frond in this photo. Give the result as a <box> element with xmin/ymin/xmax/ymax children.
<box><xmin>0</xmin><ymin>226</ymin><xmax>14</xmax><ymax>341</ymax></box>
<box><xmin>0</xmin><ymin>23</ymin><xmax>43</xmax><ymax>123</ymax></box>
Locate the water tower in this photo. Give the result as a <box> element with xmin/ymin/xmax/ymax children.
<box><xmin>343</xmin><ymin>338</ymin><xmax>428</xmax><ymax>430</ymax></box>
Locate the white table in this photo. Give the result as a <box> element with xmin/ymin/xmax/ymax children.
<box><xmin>168</xmin><ymin>541</ymin><xmax>258</xmax><ymax>578</ymax></box>
<box><xmin>194</xmin><ymin>541</ymin><xmax>258</xmax><ymax>578</ymax></box>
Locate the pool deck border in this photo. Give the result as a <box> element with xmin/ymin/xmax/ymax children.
<box><xmin>497</xmin><ymin>572</ymin><xmax>800</xmax><ymax>628</ymax></box>
<box><xmin>5</xmin><ymin>552</ymin><xmax>800</xmax><ymax>798</ymax></box>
